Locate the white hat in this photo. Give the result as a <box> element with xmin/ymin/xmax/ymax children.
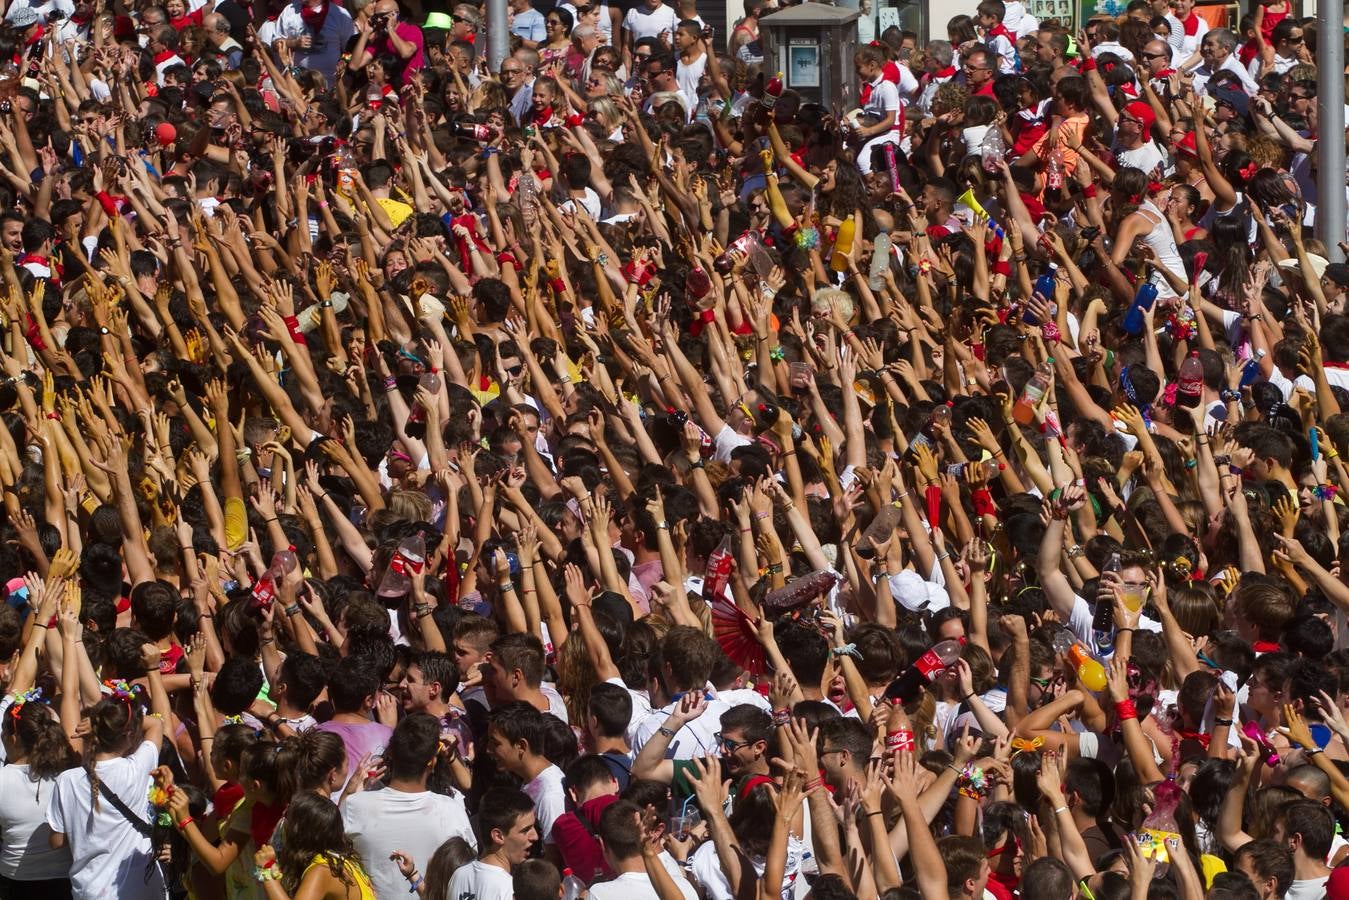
<box><xmin>887</xmin><ymin>570</ymin><xmax>951</xmax><ymax>613</ymax></box>
<box><xmin>8</xmin><ymin>7</ymin><xmax>38</xmax><ymax>28</ymax></box>
<box><xmin>1278</xmin><ymin>254</ymin><xmax>1328</xmax><ymax>281</ymax></box>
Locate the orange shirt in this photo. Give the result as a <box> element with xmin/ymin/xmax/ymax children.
<box><xmin>1031</xmin><ymin>112</ymin><xmax>1089</xmax><ymax>174</ymax></box>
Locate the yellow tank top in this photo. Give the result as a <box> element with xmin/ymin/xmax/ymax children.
<box><xmin>302</xmin><ymin>854</ymin><xmax>376</xmax><ymax>900</ymax></box>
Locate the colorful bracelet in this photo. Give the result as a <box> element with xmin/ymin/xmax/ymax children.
<box><xmin>956</xmin><ymin>765</ymin><xmax>988</xmax><ymax>799</ymax></box>
<box><xmin>771</xmin><ymin>708</ymin><xmax>792</xmax><ymax>728</ymax></box>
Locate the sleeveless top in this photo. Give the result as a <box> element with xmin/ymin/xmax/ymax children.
<box><xmin>1135</xmin><ymin>199</ymin><xmax>1186</xmax><ymax>297</ymax></box>
<box><xmin>302</xmin><ymin>854</ymin><xmax>376</xmax><ymax>900</ymax></box>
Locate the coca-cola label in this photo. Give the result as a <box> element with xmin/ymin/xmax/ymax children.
<box><xmin>389</xmin><ymin>552</ymin><xmax>425</xmax><ymax>577</ymax></box>
<box><xmin>886</xmin><ymin>728</ymin><xmax>915</xmax><ymax>753</ymax></box>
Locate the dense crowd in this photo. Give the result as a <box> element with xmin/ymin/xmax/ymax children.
<box><xmin>0</xmin><ymin>0</ymin><xmax>1341</xmax><ymax>896</ymax></box>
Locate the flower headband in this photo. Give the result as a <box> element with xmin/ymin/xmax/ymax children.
<box><xmin>8</xmin><ymin>687</ymin><xmax>46</xmax><ymax>721</ymax></box>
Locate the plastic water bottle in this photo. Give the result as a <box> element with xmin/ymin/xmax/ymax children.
<box><xmin>702</xmin><ymin>535</ymin><xmax>734</xmax><ymax>603</ymax></box>
<box><xmin>561</xmin><ymin>868</ymin><xmax>587</xmax><ymax>900</ymax></box>
<box><xmin>1122</xmin><ymin>281</ymin><xmax>1158</xmax><ymax>335</ymax></box>
<box><xmin>1026</xmin><ymin>263</ymin><xmax>1057</xmax><ymax>326</ymax></box>
<box><xmin>334</xmin><ymin>143</ymin><xmax>358</xmax><ymax>197</ymax></box>
<box><xmin>377</xmin><ymin>534</ymin><xmax>427</xmax><ymax>598</ymax></box>
<box><xmin>764</xmin><ymin>570</ymin><xmax>840</xmax><ymax>612</ymax></box>
<box><xmin>856</xmin><ymin>504</ymin><xmax>903</xmax><ymax>561</ymax></box>
<box><xmin>517</xmin><ymin>172</ymin><xmax>539</xmax><ymax>230</ymax></box>
<box><xmin>251</xmin><ymin>545</ymin><xmax>298</xmax><ymax>610</ymax></box>
<box><xmin>1094</xmin><ymin>553</ymin><xmax>1120</xmax><ymax>653</ymax></box>
<box><xmin>868</xmin><ymin>232</ymin><xmax>892</xmax><ymax>291</ymax></box>
<box><xmin>884</xmin><ymin>638</ymin><xmax>965</xmax><ymax>703</ymax></box>
<box><xmin>1013</xmin><ymin>357</ymin><xmax>1054</xmax><ymax>426</ymax></box>
<box><xmin>979</xmin><ymin>125</ymin><xmax>1006</xmax><ymax>172</ymax></box>
<box><xmin>1177</xmin><ymin>351</ymin><xmax>1203</xmax><ymax>409</ymax></box>
<box><xmin>714</xmin><ymin>231</ymin><xmax>765</xmax><ymax>274</ymax></box>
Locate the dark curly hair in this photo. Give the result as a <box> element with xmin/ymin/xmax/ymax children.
<box><xmin>276</xmin><ymin>791</ymin><xmax>364</xmax><ymax>894</ymax></box>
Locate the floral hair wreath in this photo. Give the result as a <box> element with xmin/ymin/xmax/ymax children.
<box><xmin>102</xmin><ymin>679</ymin><xmax>145</xmax><ymax>706</ymax></box>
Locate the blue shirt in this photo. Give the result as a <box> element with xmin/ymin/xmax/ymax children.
<box><xmin>511</xmin><ymin>6</ymin><xmax>546</xmax><ymax>42</ymax></box>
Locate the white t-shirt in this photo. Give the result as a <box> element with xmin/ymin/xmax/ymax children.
<box><xmin>0</xmin><ymin>764</ymin><xmax>71</xmax><ymax>879</ymax></box>
<box><xmin>46</xmin><ymin>740</ymin><xmax>166</xmax><ymax>900</ymax></box>
<box><xmin>605</xmin><ymin>676</ymin><xmax>653</xmax><ymax>745</ymax></box>
<box><xmin>342</xmin><ymin>787</ymin><xmax>476</xmax><ymax>900</ymax></box>
<box><xmin>591</xmin><ymin>868</ymin><xmax>699</xmax><ymax>900</ymax></box>
<box><xmin>622</xmin><ymin>4</ymin><xmax>677</xmax><ymax>43</ymax></box>
<box><xmin>524</xmin><ymin>764</ymin><xmax>568</xmax><ymax>842</ymax></box>
<box><xmin>448</xmin><ymin>859</ymin><xmax>515</xmax><ymax>900</ymax></box>
<box><xmin>689</xmin><ymin>834</ymin><xmax>803</xmax><ymax>900</ymax></box>
<box><xmin>1115</xmin><ymin>141</ymin><xmax>1165</xmax><ymax>177</ymax></box>
<box><xmin>1286</xmin><ymin>876</ymin><xmax>1329</xmax><ymax>900</ymax></box>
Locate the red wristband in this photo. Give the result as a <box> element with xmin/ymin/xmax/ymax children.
<box><xmin>971</xmin><ymin>488</ymin><xmax>997</xmax><ymax>518</ymax></box>
<box><xmin>1082</xmin><ymin>183</ymin><xmax>1098</xmax><ymax>199</ymax></box>
<box><xmin>1115</xmin><ymin>699</ymin><xmax>1137</xmax><ymax>721</ymax></box>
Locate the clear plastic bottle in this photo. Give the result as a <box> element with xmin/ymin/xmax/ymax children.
<box><xmin>884</xmin><ymin>638</ymin><xmax>965</xmax><ymax>703</ymax></box>
<box><xmin>517</xmin><ymin>172</ymin><xmax>539</xmax><ymax>230</ymax></box>
<box><xmin>856</xmin><ymin>505</ymin><xmax>903</xmax><ymax>560</ymax></box>
<box><xmin>868</xmin><ymin>232</ymin><xmax>892</xmax><ymax>291</ymax></box>
<box><xmin>1013</xmin><ymin>357</ymin><xmax>1054</xmax><ymax>426</ymax></box>
<box><xmin>980</xmin><ymin>126</ymin><xmax>1006</xmax><ymax>173</ymax></box>
<box><xmin>764</xmin><ymin>570</ymin><xmax>840</xmax><ymax>612</ymax></box>
<box><xmin>377</xmin><ymin>534</ymin><xmax>427</xmax><ymax>598</ymax></box>
<box><xmin>1134</xmin><ymin>781</ymin><xmax>1182</xmax><ymax>879</ymax></box>
<box><xmin>1177</xmin><ymin>351</ymin><xmax>1203</xmax><ymax>409</ymax></box>
<box><xmin>714</xmin><ymin>231</ymin><xmax>765</xmax><ymax>274</ymax></box>
<box><xmin>1093</xmin><ymin>553</ymin><xmax>1121</xmax><ymax>653</ymax></box>
<box><xmin>561</xmin><ymin>869</ymin><xmax>587</xmax><ymax>900</ymax></box>
<box><xmin>406</xmin><ymin>370</ymin><xmax>442</xmax><ymax>437</ymax></box>
<box><xmin>251</xmin><ymin>545</ymin><xmax>298</xmax><ymax>610</ymax></box>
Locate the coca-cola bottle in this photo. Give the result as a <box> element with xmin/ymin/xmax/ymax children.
<box><xmin>1012</xmin><ymin>358</ymin><xmax>1054</xmax><ymax>426</ymax></box>
<box><xmin>884</xmin><ymin>638</ymin><xmax>965</xmax><ymax>703</ymax></box>
<box><xmin>251</xmin><ymin>545</ymin><xmax>298</xmax><ymax>610</ymax></box>
<box><xmin>455</xmin><ymin>121</ymin><xmax>494</xmax><ymax>141</ymax></box>
<box><xmin>377</xmin><ymin>534</ymin><xmax>427</xmax><ymax>598</ymax></box>
<box><xmin>764</xmin><ymin>570</ymin><xmax>839</xmax><ymax>612</ymax></box>
<box><xmin>761</xmin><ymin>71</ymin><xmax>784</xmax><ymax>109</ymax></box>
<box><xmin>883</xmin><ymin>143</ymin><xmax>899</xmax><ymax>193</ymax></box>
<box><xmin>1177</xmin><ymin>351</ymin><xmax>1203</xmax><ymax>409</ymax></box>
<box><xmin>702</xmin><ymin>535</ymin><xmax>734</xmax><ymax>603</ymax></box>
<box><xmin>1046</xmin><ymin>146</ymin><xmax>1064</xmax><ymax>191</ymax></box>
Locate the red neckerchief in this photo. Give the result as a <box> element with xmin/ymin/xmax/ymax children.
<box><xmin>973</xmin><ymin>80</ymin><xmax>995</xmax><ymax>97</ymax></box>
<box><xmin>450</xmin><ymin>213</ymin><xmax>490</xmax><ymax>271</ymax></box>
<box><xmin>19</xmin><ymin>252</ymin><xmax>61</xmax><ymax>284</ymax></box>
<box><xmin>986</xmin><ymin>22</ymin><xmax>1014</xmax><ymax>43</ymax></box>
<box><xmin>1324</xmin><ymin>361</ymin><xmax>1349</xmax><ymax>370</ymax></box>
<box><xmin>881</xmin><ymin>59</ymin><xmax>901</xmax><ymax>84</ymax></box>
<box><xmin>1175</xmin><ymin>728</ymin><xmax>1211</xmax><ymax>749</ymax></box>
<box><xmin>152</xmin><ymin>49</ymin><xmax>178</xmax><ymax>65</ymax></box>
<box><xmin>1153</xmin><ymin>67</ymin><xmax>1176</xmax><ymax>79</ymax></box>
<box><xmin>23</xmin><ymin>23</ymin><xmax>44</xmax><ymax>46</ymax></box>
<box><xmin>1252</xmin><ymin>640</ymin><xmax>1281</xmax><ymax>653</ymax></box>
<box><xmin>299</xmin><ymin>0</ymin><xmax>330</xmax><ymax>32</ymax></box>
<box><xmin>69</xmin><ymin>10</ymin><xmax>92</xmax><ymax>25</ymax></box>
<box><xmin>1182</xmin><ymin>12</ymin><xmax>1200</xmax><ymax>35</ymax></box>
<box><xmin>924</xmin><ymin>64</ymin><xmax>956</xmax><ymax>83</ymax></box>
<box><xmin>860</xmin><ymin>74</ymin><xmax>881</xmax><ymax>106</ymax></box>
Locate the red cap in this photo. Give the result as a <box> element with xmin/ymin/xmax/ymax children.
<box><xmin>1176</xmin><ymin>131</ymin><xmax>1198</xmax><ymax>158</ymax></box>
<box><xmin>1122</xmin><ymin>101</ymin><xmax>1156</xmax><ymax>133</ymax></box>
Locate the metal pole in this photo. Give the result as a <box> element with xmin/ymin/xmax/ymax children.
<box><xmin>487</xmin><ymin>0</ymin><xmax>509</xmax><ymax>74</ymax></box>
<box><xmin>1316</xmin><ymin>0</ymin><xmax>1345</xmax><ymax>262</ymax></box>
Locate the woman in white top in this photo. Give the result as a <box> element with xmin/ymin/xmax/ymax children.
<box><xmin>0</xmin><ymin>694</ymin><xmax>80</xmax><ymax>898</ymax></box>
<box><xmin>46</xmin><ymin>644</ymin><xmax>172</xmax><ymax>900</ymax></box>
<box><xmin>1109</xmin><ymin>166</ymin><xmax>1187</xmax><ymax>298</ymax></box>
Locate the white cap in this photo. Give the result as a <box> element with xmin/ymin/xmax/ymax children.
<box><xmin>887</xmin><ymin>569</ymin><xmax>951</xmax><ymax>613</ymax></box>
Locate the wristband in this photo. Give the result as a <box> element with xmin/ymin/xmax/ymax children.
<box><xmin>771</xmin><ymin>708</ymin><xmax>792</xmax><ymax>728</ymax></box>
<box><xmin>1307</xmin><ymin>746</ymin><xmax>1325</xmax><ymax>756</ymax></box>
<box><xmin>1214</xmin><ymin>718</ymin><xmax>1234</xmax><ymax>727</ymax></box>
<box><xmin>956</xmin><ymin>765</ymin><xmax>987</xmax><ymax>799</ymax></box>
<box><xmin>176</xmin><ymin>816</ymin><xmax>194</xmax><ymax>829</ymax></box>
<box><xmin>1114</xmin><ymin>699</ymin><xmax>1138</xmax><ymax>721</ymax></box>
<box><xmin>410</xmin><ymin>875</ymin><xmax>425</xmax><ymax>892</ymax></box>
<box><xmin>283</xmin><ymin>604</ymin><xmax>301</xmax><ymax>617</ymax></box>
